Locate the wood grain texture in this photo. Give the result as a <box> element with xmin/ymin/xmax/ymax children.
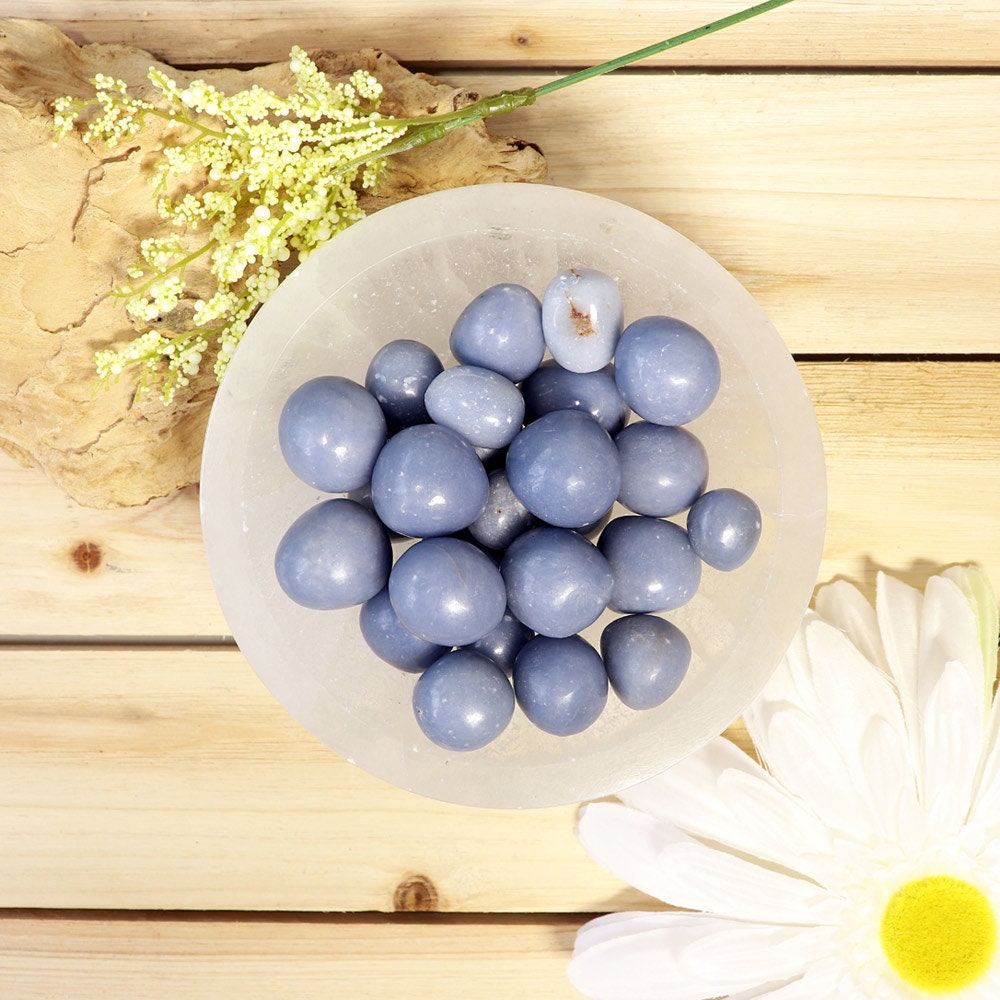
<box><xmin>0</xmin><ymin>459</ymin><xmax>223</xmax><ymax>639</ymax></box>
<box><xmin>0</xmin><ymin>912</ymin><xmax>582</xmax><ymax>999</ymax></box>
<box><xmin>9</xmin><ymin>0</ymin><xmax>1000</xmax><ymax>68</ymax></box>
<box><xmin>0</xmin><ymin>644</ymin><xmax>724</xmax><ymax>912</ymax></box>
<box><xmin>3</xmin><ymin>362</ymin><xmax>999</xmax><ymax>639</ymax></box>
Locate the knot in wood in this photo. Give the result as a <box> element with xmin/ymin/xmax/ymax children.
<box><xmin>71</xmin><ymin>541</ymin><xmax>102</xmax><ymax>573</ymax></box>
<box><xmin>393</xmin><ymin>874</ymin><xmax>439</xmax><ymax>912</ymax></box>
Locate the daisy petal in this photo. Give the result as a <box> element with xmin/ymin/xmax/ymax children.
<box><xmin>814</xmin><ymin>578</ymin><xmax>889</xmax><ymax>674</ymax></box>
<box><xmin>918</xmin><ymin>575</ymin><xmax>986</xmax><ymax>723</ymax></box>
<box><xmin>574</xmin><ymin>911</ymin><xmax>677</xmax><ymax>953</ymax></box>
<box><xmin>860</xmin><ymin>713</ymin><xmax>925</xmax><ymax>846</ymax></box>
<box><xmin>753</xmin><ymin>611</ymin><xmax>822</xmax><ymax>717</ymax></box>
<box><xmin>875</xmin><ymin>572</ymin><xmax>923</xmax><ymax>741</ymax></box>
<box><xmin>618</xmin><ymin>736</ymin><xmax>836</xmax><ymax>883</ymax></box>
<box><xmin>577</xmin><ymin>802</ymin><xmax>838</xmax><ymax>924</ymax></box>
<box><xmin>942</xmin><ymin>564</ymin><xmax>1000</xmax><ymax>706</ymax></box>
<box><xmin>574</xmin><ymin>801</ymin><xmax>687</xmax><ymax>905</ymax></box>
<box><xmin>577</xmin><ymin>802</ymin><xmax>837</xmax><ymax>924</ymax></box>
<box><xmin>969</xmin><ymin>716</ymin><xmax>1000</xmax><ymax>831</ymax></box>
<box><xmin>651</xmin><ymin>838</ymin><xmax>840</xmax><ymax>925</ymax></box>
<box><xmin>727</xmin><ymin>961</ymin><xmax>856</xmax><ymax>999</ymax></box>
<box><xmin>921</xmin><ymin>659</ymin><xmax>984</xmax><ymax>834</ymax></box>
<box><xmin>749</xmin><ymin>703</ymin><xmax>877</xmax><ymax>842</ymax></box>
<box><xmin>568</xmin><ymin>911</ymin><xmax>831</xmax><ymax>1000</ymax></box>
<box><xmin>801</xmin><ymin>618</ymin><xmax>915</xmax><ymax>839</ymax></box>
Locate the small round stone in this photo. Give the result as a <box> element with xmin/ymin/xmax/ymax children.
<box><xmin>614</xmin><ymin>316</ymin><xmax>721</xmax><ymax>426</ymax></box>
<box><xmin>370</xmin><ymin>423</ymin><xmax>489</xmax><ymax>537</ymax></box>
<box><xmin>274</xmin><ymin>498</ymin><xmax>391</xmax><ymax>610</ymax></box>
<box><xmin>687</xmin><ymin>488</ymin><xmax>762</xmax><ymax>570</ymax></box>
<box><xmin>598</xmin><ymin>516</ymin><xmax>702</xmax><ymax>613</ymax></box>
<box><xmin>505</xmin><ymin>409</ymin><xmax>621</xmax><ymax>529</ymax></box>
<box><xmin>513</xmin><ymin>635</ymin><xmax>608</xmax><ymax>737</ymax></box>
<box><xmin>615</xmin><ymin>421</ymin><xmax>708</xmax><ymax>516</ymax></box>
<box><xmin>365</xmin><ymin>338</ymin><xmax>443</xmax><ymax>428</ymax></box>
<box><xmin>541</xmin><ymin>267</ymin><xmax>624</xmax><ymax>373</ymax></box>
<box><xmin>424</xmin><ymin>365</ymin><xmax>525</xmax><ymax>450</ymax></box>
<box><xmin>359</xmin><ymin>587</ymin><xmax>448</xmax><ymax>673</ymax></box>
<box><xmin>501</xmin><ymin>527</ymin><xmax>613</xmax><ymax>638</ymax></box>
<box><xmin>470</xmin><ymin>610</ymin><xmax>534</xmax><ymax>674</ymax></box>
<box><xmin>521</xmin><ymin>360</ymin><xmax>630</xmax><ymax>434</ymax></box>
<box><xmin>600</xmin><ymin>614</ymin><xmax>692</xmax><ymax>710</ymax></box>
<box><xmin>413</xmin><ymin>650</ymin><xmax>515</xmax><ymax>751</ymax></box>
<box><xmin>278</xmin><ymin>375</ymin><xmax>387</xmax><ymax>492</ymax></box>
<box><xmin>467</xmin><ymin>469</ymin><xmax>535</xmax><ymax>550</ymax></box>
<box><xmin>449</xmin><ymin>283</ymin><xmax>545</xmax><ymax>382</ymax></box>
<box><xmin>388</xmin><ymin>537</ymin><xmax>507</xmax><ymax>646</ymax></box>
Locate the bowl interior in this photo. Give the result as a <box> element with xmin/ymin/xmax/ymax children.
<box><xmin>200</xmin><ymin>182</ymin><xmax>826</xmax><ymax>808</ymax></box>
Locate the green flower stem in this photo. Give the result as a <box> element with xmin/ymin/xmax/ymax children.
<box><xmin>380</xmin><ymin>89</ymin><xmax>539</xmax><ymax>131</ymax></box>
<box><xmin>533</xmin><ymin>0</ymin><xmax>797</xmax><ymax>98</ymax></box>
<box><xmin>113</xmin><ymin>238</ymin><xmax>217</xmax><ymax>298</ymax></box>
<box><xmin>137</xmin><ymin>106</ymin><xmax>231</xmax><ymax>139</ymax></box>
<box><xmin>361</xmin><ymin>0</ymin><xmax>795</xmax><ymax>173</ymax></box>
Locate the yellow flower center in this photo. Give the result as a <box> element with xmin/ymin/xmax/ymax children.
<box><xmin>880</xmin><ymin>875</ymin><xmax>996</xmax><ymax>993</ymax></box>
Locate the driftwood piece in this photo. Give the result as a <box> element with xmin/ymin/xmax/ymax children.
<box><xmin>0</xmin><ymin>18</ymin><xmax>546</xmax><ymax>508</ymax></box>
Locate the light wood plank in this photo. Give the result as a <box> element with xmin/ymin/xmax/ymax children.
<box><xmin>0</xmin><ymin>455</ymin><xmax>224</xmax><ymax>640</ymax></box>
<box><xmin>10</xmin><ymin>0</ymin><xmax>1000</xmax><ymax>68</ymax></box>
<box><xmin>4</xmin><ymin>362</ymin><xmax>1000</xmax><ymax>639</ymax></box>
<box><xmin>0</xmin><ymin>644</ymin><xmax>683</xmax><ymax>912</ymax></box>
<box><xmin>806</xmin><ymin>361</ymin><xmax>1000</xmax><ymax>590</ymax></box>
<box><xmin>461</xmin><ymin>73</ymin><xmax>1000</xmax><ymax>354</ymax></box>
<box><xmin>0</xmin><ymin>912</ymin><xmax>582</xmax><ymax>1000</ymax></box>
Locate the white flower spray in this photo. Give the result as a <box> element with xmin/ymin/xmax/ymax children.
<box><xmin>52</xmin><ymin>0</ymin><xmax>794</xmax><ymax>403</ymax></box>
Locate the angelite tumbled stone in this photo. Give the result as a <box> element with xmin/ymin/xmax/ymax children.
<box><xmin>501</xmin><ymin>526</ymin><xmax>613</xmax><ymax>638</ymax></box>
<box><xmin>274</xmin><ymin>498</ymin><xmax>391</xmax><ymax>610</ymax></box>
<box><xmin>615</xmin><ymin>421</ymin><xmax>708</xmax><ymax>517</ymax></box>
<box><xmin>424</xmin><ymin>364</ymin><xmax>524</xmax><ymax>450</ymax></box>
<box><xmin>359</xmin><ymin>587</ymin><xmax>447</xmax><ymax>673</ymax></box>
<box><xmin>371</xmin><ymin>423</ymin><xmax>488</xmax><ymax>537</ymax></box>
<box><xmin>687</xmin><ymin>487</ymin><xmax>762</xmax><ymax>571</ymax></box>
<box><xmin>521</xmin><ymin>360</ymin><xmax>630</xmax><ymax>435</ymax></box>
<box><xmin>389</xmin><ymin>536</ymin><xmax>506</xmax><ymax>646</ymax></box>
<box><xmin>598</xmin><ymin>515</ymin><xmax>701</xmax><ymax>614</ymax></box>
<box><xmin>468</xmin><ymin>469</ymin><xmax>535</xmax><ymax>551</ymax></box>
<box><xmin>614</xmin><ymin>316</ymin><xmax>720</xmax><ymax>426</ymax></box>
<box><xmin>513</xmin><ymin>634</ymin><xmax>608</xmax><ymax>736</ymax></box>
<box><xmin>449</xmin><ymin>283</ymin><xmax>545</xmax><ymax>382</ymax></box>
<box><xmin>278</xmin><ymin>375</ymin><xmax>387</xmax><ymax>492</ymax></box>
<box><xmin>505</xmin><ymin>410</ymin><xmax>621</xmax><ymax>529</ymax></box>
<box><xmin>413</xmin><ymin>650</ymin><xmax>515</xmax><ymax>751</ymax></box>
<box><xmin>600</xmin><ymin>614</ymin><xmax>691</xmax><ymax>710</ymax></box>
<box><xmin>541</xmin><ymin>267</ymin><xmax>624</xmax><ymax>374</ymax></box>
<box><xmin>365</xmin><ymin>338</ymin><xmax>443</xmax><ymax>428</ymax></box>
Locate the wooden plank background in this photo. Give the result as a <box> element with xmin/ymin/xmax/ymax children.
<box><xmin>2</xmin><ymin>2</ymin><xmax>999</xmax><ymax>996</ymax></box>
<box><xmin>7</xmin><ymin>0</ymin><xmax>1000</xmax><ymax>68</ymax></box>
<box><xmin>0</xmin><ymin>913</ymin><xmax>583</xmax><ymax>1000</ymax></box>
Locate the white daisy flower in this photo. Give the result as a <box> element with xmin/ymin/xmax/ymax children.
<box><xmin>570</xmin><ymin>567</ymin><xmax>1000</xmax><ymax>1000</ymax></box>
